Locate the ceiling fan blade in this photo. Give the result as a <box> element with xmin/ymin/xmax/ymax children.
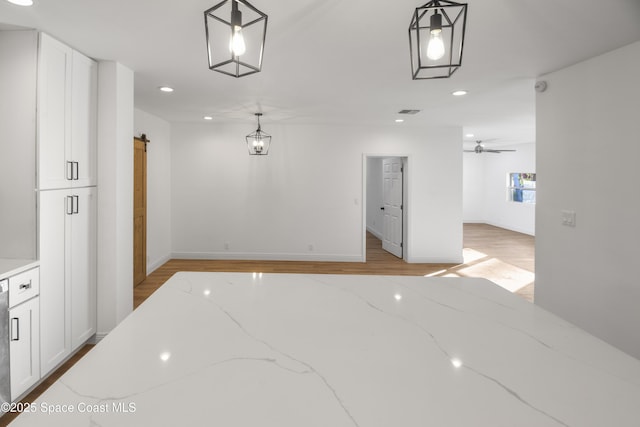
<box><xmin>463</xmin><ymin>150</ymin><xmax>476</xmax><ymax>152</ymax></box>
<box><xmin>496</xmin><ymin>149</ymin><xmax>517</xmax><ymax>152</ymax></box>
<box><xmin>483</xmin><ymin>149</ymin><xmax>503</xmax><ymax>153</ymax></box>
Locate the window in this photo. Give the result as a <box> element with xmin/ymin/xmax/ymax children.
<box><xmin>508</xmin><ymin>173</ymin><xmax>536</xmax><ymax>204</ymax></box>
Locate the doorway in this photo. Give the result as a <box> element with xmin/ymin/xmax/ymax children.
<box><xmin>364</xmin><ymin>156</ymin><xmax>408</xmax><ymax>262</ymax></box>
<box><xmin>133</xmin><ymin>135</ymin><xmax>148</xmax><ymax>286</ymax></box>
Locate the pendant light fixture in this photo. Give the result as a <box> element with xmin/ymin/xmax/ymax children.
<box><xmin>409</xmin><ymin>0</ymin><xmax>468</xmax><ymax>79</ymax></box>
<box><xmin>246</xmin><ymin>113</ymin><xmax>271</xmax><ymax>155</ymax></box>
<box><xmin>204</xmin><ymin>0</ymin><xmax>268</xmax><ymax>78</ymax></box>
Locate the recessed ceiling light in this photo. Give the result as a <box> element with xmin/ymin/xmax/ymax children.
<box><xmin>203</xmin><ymin>116</ymin><xmax>213</xmax><ymax>121</ymax></box>
<box><xmin>451</xmin><ymin>358</ymin><xmax>463</xmax><ymax>368</ymax></box>
<box><xmin>452</xmin><ymin>90</ymin><xmax>468</xmax><ymax>96</ymax></box>
<box><xmin>465</xmin><ymin>133</ymin><xmax>475</xmax><ymax>138</ymax></box>
<box><xmin>158</xmin><ymin>86</ymin><xmax>174</xmax><ymax>93</ymax></box>
<box><xmin>395</xmin><ymin>119</ymin><xmax>404</xmax><ymax>123</ymax></box>
<box><xmin>6</xmin><ymin>0</ymin><xmax>33</xmax><ymax>6</ymax></box>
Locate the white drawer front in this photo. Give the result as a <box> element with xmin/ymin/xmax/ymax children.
<box><xmin>9</xmin><ymin>267</ymin><xmax>39</xmax><ymax>308</ymax></box>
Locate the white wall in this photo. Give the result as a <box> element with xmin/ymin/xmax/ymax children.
<box><xmin>462</xmin><ymin>153</ymin><xmax>485</xmax><ymax>223</ymax></box>
<box><xmin>535</xmin><ymin>40</ymin><xmax>640</xmax><ymax>358</ymax></box>
<box><xmin>96</xmin><ymin>61</ymin><xmax>134</xmax><ymax>336</ymax></box>
<box><xmin>0</xmin><ymin>30</ymin><xmax>37</xmax><ymax>259</ymax></box>
<box><xmin>134</xmin><ymin>109</ymin><xmax>172</xmax><ymax>274</ymax></box>
<box><xmin>171</xmin><ymin>123</ymin><xmax>463</xmax><ymax>264</ymax></box>
<box><xmin>463</xmin><ymin>143</ymin><xmax>536</xmax><ymax>235</ymax></box>
<box><xmin>366</xmin><ymin>157</ymin><xmax>383</xmax><ymax>239</ymax></box>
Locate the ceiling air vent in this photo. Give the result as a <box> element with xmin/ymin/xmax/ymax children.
<box><xmin>398</xmin><ymin>109</ymin><xmax>421</xmax><ymax>115</ymax></box>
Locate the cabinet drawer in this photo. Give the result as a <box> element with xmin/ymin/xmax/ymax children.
<box><xmin>9</xmin><ymin>267</ymin><xmax>39</xmax><ymax>308</ymax></box>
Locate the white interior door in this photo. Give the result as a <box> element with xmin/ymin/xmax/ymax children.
<box><xmin>382</xmin><ymin>158</ymin><xmax>403</xmax><ymax>258</ymax></box>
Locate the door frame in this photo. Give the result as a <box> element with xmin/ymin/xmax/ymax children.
<box><xmin>362</xmin><ymin>154</ymin><xmax>410</xmax><ymax>263</ymax></box>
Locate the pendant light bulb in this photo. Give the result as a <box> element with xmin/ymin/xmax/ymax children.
<box><xmin>426</xmin><ymin>12</ymin><xmax>445</xmax><ymax>60</ymax></box>
<box><xmin>229</xmin><ymin>3</ymin><xmax>246</xmax><ymax>56</ymax></box>
<box><xmin>230</xmin><ymin>25</ymin><xmax>246</xmax><ymax>56</ymax></box>
<box><xmin>426</xmin><ymin>31</ymin><xmax>445</xmax><ymax>60</ymax></box>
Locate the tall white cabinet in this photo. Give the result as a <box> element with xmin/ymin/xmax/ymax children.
<box><xmin>38</xmin><ymin>34</ymin><xmax>97</xmax><ymax>190</ymax></box>
<box><xmin>37</xmin><ymin>33</ymin><xmax>98</xmax><ymax>377</ymax></box>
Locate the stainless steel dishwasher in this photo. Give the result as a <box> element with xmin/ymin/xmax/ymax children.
<box><xmin>0</xmin><ymin>278</ymin><xmax>9</xmax><ymax>408</ymax></box>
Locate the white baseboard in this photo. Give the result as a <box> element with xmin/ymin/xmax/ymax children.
<box><xmin>483</xmin><ymin>221</ymin><xmax>535</xmax><ymax>236</ymax></box>
<box><xmin>171</xmin><ymin>251</ymin><xmax>365</xmax><ymax>263</ymax></box>
<box><xmin>147</xmin><ymin>254</ymin><xmax>171</xmax><ymax>275</ymax></box>
<box><xmin>89</xmin><ymin>333</ymin><xmax>107</xmax><ymax>344</ymax></box>
<box><xmin>366</xmin><ymin>226</ymin><xmax>383</xmax><ymax>240</ymax></box>
<box><xmin>406</xmin><ymin>256</ymin><xmax>464</xmax><ymax>264</ymax></box>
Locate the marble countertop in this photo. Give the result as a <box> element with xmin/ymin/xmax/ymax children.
<box><xmin>9</xmin><ymin>272</ymin><xmax>640</xmax><ymax>426</ymax></box>
<box><xmin>0</xmin><ymin>259</ymin><xmax>38</xmax><ymax>282</ymax></box>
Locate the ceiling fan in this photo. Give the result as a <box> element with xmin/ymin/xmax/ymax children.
<box><xmin>464</xmin><ymin>140</ymin><xmax>516</xmax><ymax>154</ymax></box>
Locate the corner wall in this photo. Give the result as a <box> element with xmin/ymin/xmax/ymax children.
<box><xmin>96</xmin><ymin>61</ymin><xmax>134</xmax><ymax>336</ymax></box>
<box><xmin>535</xmin><ymin>40</ymin><xmax>640</xmax><ymax>358</ymax></box>
<box><xmin>0</xmin><ymin>30</ymin><xmax>37</xmax><ymax>259</ymax></box>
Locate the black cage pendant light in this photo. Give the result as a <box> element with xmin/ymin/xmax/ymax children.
<box><xmin>409</xmin><ymin>0</ymin><xmax>468</xmax><ymax>79</ymax></box>
<box><xmin>204</xmin><ymin>0</ymin><xmax>268</xmax><ymax>78</ymax></box>
<box><xmin>246</xmin><ymin>113</ymin><xmax>271</xmax><ymax>155</ymax></box>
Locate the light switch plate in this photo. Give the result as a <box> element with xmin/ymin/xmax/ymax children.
<box><xmin>561</xmin><ymin>210</ymin><xmax>576</xmax><ymax>227</ymax></box>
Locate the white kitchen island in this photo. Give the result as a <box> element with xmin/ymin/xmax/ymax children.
<box><xmin>8</xmin><ymin>272</ymin><xmax>640</xmax><ymax>426</ymax></box>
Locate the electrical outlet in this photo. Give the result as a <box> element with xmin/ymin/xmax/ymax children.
<box><xmin>308</xmin><ymin>244</ymin><xmax>314</xmax><ymax>252</ymax></box>
<box><xmin>224</xmin><ymin>242</ymin><xmax>229</xmax><ymax>250</ymax></box>
<box><xmin>561</xmin><ymin>210</ymin><xmax>576</xmax><ymax>227</ymax></box>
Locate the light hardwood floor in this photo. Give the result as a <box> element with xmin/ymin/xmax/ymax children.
<box><xmin>0</xmin><ymin>223</ymin><xmax>534</xmax><ymax>427</ymax></box>
<box><xmin>134</xmin><ymin>223</ymin><xmax>535</xmax><ymax>307</ymax></box>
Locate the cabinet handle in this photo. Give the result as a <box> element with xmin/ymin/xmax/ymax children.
<box><xmin>66</xmin><ymin>161</ymin><xmax>73</xmax><ymax>180</ymax></box>
<box><xmin>73</xmin><ymin>161</ymin><xmax>79</xmax><ymax>180</ymax></box>
<box><xmin>11</xmin><ymin>317</ymin><xmax>19</xmax><ymax>341</ymax></box>
<box><xmin>18</xmin><ymin>280</ymin><xmax>32</xmax><ymax>290</ymax></box>
<box><xmin>73</xmin><ymin>195</ymin><xmax>79</xmax><ymax>214</ymax></box>
<box><xmin>67</xmin><ymin>195</ymin><xmax>74</xmax><ymax>215</ymax></box>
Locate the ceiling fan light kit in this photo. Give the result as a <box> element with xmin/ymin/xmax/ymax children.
<box><xmin>409</xmin><ymin>0</ymin><xmax>468</xmax><ymax>80</ymax></box>
<box><xmin>246</xmin><ymin>113</ymin><xmax>271</xmax><ymax>155</ymax></box>
<box><xmin>204</xmin><ymin>0</ymin><xmax>268</xmax><ymax>78</ymax></box>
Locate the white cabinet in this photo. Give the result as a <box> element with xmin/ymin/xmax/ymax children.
<box><xmin>6</xmin><ymin>266</ymin><xmax>40</xmax><ymax>401</ymax></box>
<box><xmin>70</xmin><ymin>51</ymin><xmax>98</xmax><ymax>188</ymax></box>
<box><xmin>39</xmin><ymin>187</ymin><xmax>97</xmax><ymax>376</ymax></box>
<box><xmin>37</xmin><ymin>32</ymin><xmax>98</xmax><ymax>377</ymax></box>
<box><xmin>10</xmin><ymin>296</ymin><xmax>40</xmax><ymax>401</ymax></box>
<box><xmin>69</xmin><ymin>187</ymin><xmax>97</xmax><ymax>349</ymax></box>
<box><xmin>37</xmin><ymin>33</ymin><xmax>97</xmax><ymax>190</ymax></box>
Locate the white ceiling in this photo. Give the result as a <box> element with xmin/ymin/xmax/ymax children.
<box><xmin>2</xmin><ymin>0</ymin><xmax>640</xmax><ymax>146</ymax></box>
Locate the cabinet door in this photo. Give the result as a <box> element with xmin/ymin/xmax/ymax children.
<box><xmin>70</xmin><ymin>187</ymin><xmax>97</xmax><ymax>349</ymax></box>
<box><xmin>37</xmin><ymin>33</ymin><xmax>72</xmax><ymax>190</ymax></box>
<box><xmin>10</xmin><ymin>297</ymin><xmax>40</xmax><ymax>401</ymax></box>
<box><xmin>71</xmin><ymin>51</ymin><xmax>97</xmax><ymax>188</ymax></box>
<box><xmin>39</xmin><ymin>189</ymin><xmax>72</xmax><ymax>376</ymax></box>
